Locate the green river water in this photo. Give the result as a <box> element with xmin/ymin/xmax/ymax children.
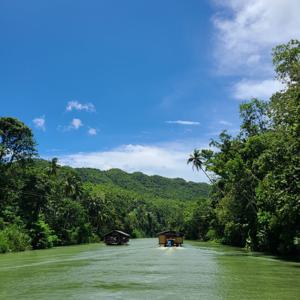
<box><xmin>0</xmin><ymin>239</ymin><xmax>299</xmax><ymax>299</ymax></box>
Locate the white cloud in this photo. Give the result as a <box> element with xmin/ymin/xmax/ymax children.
<box><xmin>33</xmin><ymin>116</ymin><xmax>46</xmax><ymax>131</ymax></box>
<box><xmin>58</xmin><ymin>118</ymin><xmax>84</xmax><ymax>132</ymax></box>
<box><xmin>66</xmin><ymin>100</ymin><xmax>95</xmax><ymax>112</ymax></box>
<box><xmin>166</xmin><ymin>120</ymin><xmax>200</xmax><ymax>126</ymax></box>
<box><xmin>219</xmin><ymin>120</ymin><xmax>232</xmax><ymax>126</ymax></box>
<box><xmin>71</xmin><ymin>118</ymin><xmax>83</xmax><ymax>130</ymax></box>
<box><xmin>233</xmin><ymin>79</ymin><xmax>284</xmax><ymax>100</ymax></box>
<box><xmin>57</xmin><ymin>143</ymin><xmax>211</xmax><ymax>183</ymax></box>
<box><xmin>88</xmin><ymin>128</ymin><xmax>97</xmax><ymax>136</ymax></box>
<box><xmin>213</xmin><ymin>0</ymin><xmax>300</xmax><ymax>76</ymax></box>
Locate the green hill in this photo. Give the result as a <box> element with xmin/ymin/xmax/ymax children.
<box><xmin>75</xmin><ymin>167</ymin><xmax>211</xmax><ymax>201</ymax></box>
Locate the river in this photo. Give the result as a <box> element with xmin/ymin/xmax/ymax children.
<box><xmin>0</xmin><ymin>239</ymin><xmax>299</xmax><ymax>299</ymax></box>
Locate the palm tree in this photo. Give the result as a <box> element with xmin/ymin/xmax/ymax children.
<box><xmin>64</xmin><ymin>175</ymin><xmax>82</xmax><ymax>199</ymax></box>
<box><xmin>187</xmin><ymin>149</ymin><xmax>257</xmax><ymax>212</ymax></box>
<box><xmin>48</xmin><ymin>157</ymin><xmax>59</xmax><ymax>176</ymax></box>
<box><xmin>187</xmin><ymin>149</ymin><xmax>214</xmax><ymax>184</ymax></box>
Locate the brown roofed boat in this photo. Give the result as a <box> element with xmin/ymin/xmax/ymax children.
<box><xmin>157</xmin><ymin>230</ymin><xmax>184</xmax><ymax>247</ymax></box>
<box><xmin>104</xmin><ymin>230</ymin><xmax>130</xmax><ymax>245</ymax></box>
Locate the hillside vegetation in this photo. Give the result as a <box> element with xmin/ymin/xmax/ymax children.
<box><xmin>76</xmin><ymin>168</ymin><xmax>211</xmax><ymax>201</ymax></box>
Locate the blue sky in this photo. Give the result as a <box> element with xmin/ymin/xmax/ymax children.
<box><xmin>1</xmin><ymin>0</ymin><xmax>299</xmax><ymax>182</ymax></box>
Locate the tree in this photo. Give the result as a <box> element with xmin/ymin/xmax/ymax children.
<box><xmin>188</xmin><ymin>39</ymin><xmax>300</xmax><ymax>254</ymax></box>
<box><xmin>239</xmin><ymin>99</ymin><xmax>270</xmax><ymax>138</ymax></box>
<box><xmin>47</xmin><ymin>157</ymin><xmax>59</xmax><ymax>176</ymax></box>
<box><xmin>63</xmin><ymin>173</ymin><xmax>82</xmax><ymax>200</ymax></box>
<box><xmin>187</xmin><ymin>149</ymin><xmax>214</xmax><ymax>184</ymax></box>
<box><xmin>272</xmin><ymin>39</ymin><xmax>300</xmax><ymax>85</ymax></box>
<box><xmin>19</xmin><ymin>170</ymin><xmax>51</xmax><ymax>225</ymax></box>
<box><xmin>0</xmin><ymin>117</ymin><xmax>36</xmax><ymax>164</ymax></box>
<box><xmin>0</xmin><ymin>117</ymin><xmax>37</xmax><ymax>219</ymax></box>
<box><xmin>52</xmin><ymin>198</ymin><xmax>92</xmax><ymax>245</ymax></box>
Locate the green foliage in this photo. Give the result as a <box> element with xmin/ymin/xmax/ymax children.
<box><xmin>0</xmin><ymin>224</ymin><xmax>31</xmax><ymax>253</ymax></box>
<box><xmin>30</xmin><ymin>216</ymin><xmax>58</xmax><ymax>249</ymax></box>
<box><xmin>50</xmin><ymin>198</ymin><xmax>91</xmax><ymax>245</ymax></box>
<box><xmin>239</xmin><ymin>99</ymin><xmax>270</xmax><ymax>137</ymax></box>
<box><xmin>82</xmin><ymin>182</ymin><xmax>188</xmax><ymax>238</ymax></box>
<box><xmin>223</xmin><ymin>222</ymin><xmax>246</xmax><ymax>247</ymax></box>
<box><xmin>76</xmin><ymin>167</ymin><xmax>211</xmax><ymax>200</ymax></box>
<box><xmin>190</xmin><ymin>39</ymin><xmax>300</xmax><ymax>255</ymax></box>
<box><xmin>0</xmin><ymin>117</ymin><xmax>36</xmax><ymax>164</ymax></box>
<box><xmin>131</xmin><ymin>229</ymin><xmax>146</xmax><ymax>238</ymax></box>
<box><xmin>273</xmin><ymin>39</ymin><xmax>300</xmax><ymax>84</ymax></box>
<box><xmin>184</xmin><ymin>199</ymin><xmax>213</xmax><ymax>240</ymax></box>
<box><xmin>205</xmin><ymin>229</ymin><xmax>218</xmax><ymax>241</ymax></box>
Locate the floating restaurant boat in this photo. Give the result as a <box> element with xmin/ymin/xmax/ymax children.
<box><xmin>157</xmin><ymin>230</ymin><xmax>184</xmax><ymax>247</ymax></box>
<box><xmin>104</xmin><ymin>230</ymin><xmax>130</xmax><ymax>245</ymax></box>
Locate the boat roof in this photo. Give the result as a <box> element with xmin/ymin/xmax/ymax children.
<box><xmin>157</xmin><ymin>230</ymin><xmax>184</xmax><ymax>237</ymax></box>
<box><xmin>104</xmin><ymin>230</ymin><xmax>130</xmax><ymax>237</ymax></box>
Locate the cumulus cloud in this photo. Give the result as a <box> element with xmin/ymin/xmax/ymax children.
<box><xmin>212</xmin><ymin>0</ymin><xmax>299</xmax><ymax>101</ymax></box>
<box><xmin>233</xmin><ymin>79</ymin><xmax>284</xmax><ymax>100</ymax></box>
<box><xmin>213</xmin><ymin>0</ymin><xmax>300</xmax><ymax>76</ymax></box>
<box><xmin>165</xmin><ymin>120</ymin><xmax>200</xmax><ymax>126</ymax></box>
<box><xmin>33</xmin><ymin>116</ymin><xmax>46</xmax><ymax>131</ymax></box>
<box><xmin>57</xmin><ymin>143</ymin><xmax>210</xmax><ymax>182</ymax></box>
<box><xmin>87</xmin><ymin>128</ymin><xmax>97</xmax><ymax>136</ymax></box>
<box><xmin>66</xmin><ymin>100</ymin><xmax>95</xmax><ymax>112</ymax></box>
<box><xmin>70</xmin><ymin>118</ymin><xmax>83</xmax><ymax>130</ymax></box>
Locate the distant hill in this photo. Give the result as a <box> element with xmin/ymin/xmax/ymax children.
<box><xmin>75</xmin><ymin>167</ymin><xmax>211</xmax><ymax>201</ymax></box>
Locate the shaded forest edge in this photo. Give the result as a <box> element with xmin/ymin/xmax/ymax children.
<box><xmin>0</xmin><ymin>40</ymin><xmax>299</xmax><ymax>256</ymax></box>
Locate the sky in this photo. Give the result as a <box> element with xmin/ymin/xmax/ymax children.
<box><xmin>1</xmin><ymin>0</ymin><xmax>299</xmax><ymax>182</ymax></box>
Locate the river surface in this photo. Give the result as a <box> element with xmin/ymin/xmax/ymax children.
<box><xmin>0</xmin><ymin>239</ymin><xmax>299</xmax><ymax>299</ymax></box>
